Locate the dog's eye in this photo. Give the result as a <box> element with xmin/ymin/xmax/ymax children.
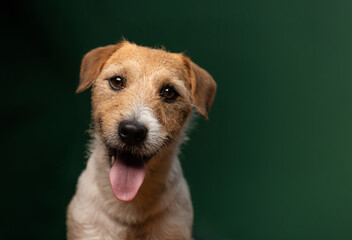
<box><xmin>109</xmin><ymin>76</ymin><xmax>125</xmax><ymax>90</ymax></box>
<box><xmin>160</xmin><ymin>85</ymin><xmax>179</xmax><ymax>102</ymax></box>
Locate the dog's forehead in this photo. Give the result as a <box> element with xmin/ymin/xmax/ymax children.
<box><xmin>103</xmin><ymin>43</ymin><xmax>189</xmax><ymax>83</ymax></box>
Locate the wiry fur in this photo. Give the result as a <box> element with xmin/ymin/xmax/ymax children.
<box><xmin>67</xmin><ymin>42</ymin><xmax>216</xmax><ymax>240</ymax></box>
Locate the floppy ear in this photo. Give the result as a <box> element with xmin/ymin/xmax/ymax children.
<box><xmin>76</xmin><ymin>44</ymin><xmax>120</xmax><ymax>93</ymax></box>
<box><xmin>188</xmin><ymin>60</ymin><xmax>217</xmax><ymax>119</ymax></box>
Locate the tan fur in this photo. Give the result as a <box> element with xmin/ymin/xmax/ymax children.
<box><xmin>67</xmin><ymin>41</ymin><xmax>216</xmax><ymax>240</ymax></box>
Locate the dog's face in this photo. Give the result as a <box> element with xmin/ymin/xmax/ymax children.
<box><xmin>76</xmin><ymin>42</ymin><xmax>216</xmax><ymax>201</ymax></box>
<box><xmin>92</xmin><ymin>43</ymin><xmax>194</xmax><ymax>158</ymax></box>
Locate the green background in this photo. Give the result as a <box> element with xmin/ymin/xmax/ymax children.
<box><xmin>2</xmin><ymin>0</ymin><xmax>352</xmax><ymax>239</ymax></box>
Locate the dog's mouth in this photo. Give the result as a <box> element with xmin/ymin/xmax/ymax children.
<box><xmin>108</xmin><ymin>149</ymin><xmax>155</xmax><ymax>202</ymax></box>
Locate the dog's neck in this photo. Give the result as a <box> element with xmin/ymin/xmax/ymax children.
<box><xmin>87</xmin><ymin>132</ymin><xmax>185</xmax><ymax>224</ymax></box>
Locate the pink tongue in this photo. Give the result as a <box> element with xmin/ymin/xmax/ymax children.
<box><xmin>109</xmin><ymin>155</ymin><xmax>145</xmax><ymax>202</ymax></box>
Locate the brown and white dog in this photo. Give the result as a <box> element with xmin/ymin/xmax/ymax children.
<box><xmin>67</xmin><ymin>41</ymin><xmax>216</xmax><ymax>240</ymax></box>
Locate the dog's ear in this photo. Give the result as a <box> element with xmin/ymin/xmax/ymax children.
<box><xmin>185</xmin><ymin>58</ymin><xmax>217</xmax><ymax>119</ymax></box>
<box><xmin>76</xmin><ymin>44</ymin><xmax>120</xmax><ymax>93</ymax></box>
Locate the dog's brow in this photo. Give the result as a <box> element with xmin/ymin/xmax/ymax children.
<box><xmin>101</xmin><ymin>60</ymin><xmax>141</xmax><ymax>78</ymax></box>
<box><xmin>168</xmin><ymin>79</ymin><xmax>188</xmax><ymax>95</ymax></box>
<box><xmin>100</xmin><ymin>65</ymin><xmax>125</xmax><ymax>78</ymax></box>
<box><xmin>148</xmin><ymin>69</ymin><xmax>188</xmax><ymax>91</ymax></box>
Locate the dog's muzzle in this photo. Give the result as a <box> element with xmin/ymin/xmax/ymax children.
<box><xmin>109</xmin><ymin>120</ymin><xmax>149</xmax><ymax>202</ymax></box>
<box><xmin>108</xmin><ymin>118</ymin><xmax>167</xmax><ymax>202</ymax></box>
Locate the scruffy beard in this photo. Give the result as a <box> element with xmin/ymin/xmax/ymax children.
<box><xmin>102</xmin><ymin>132</ymin><xmax>173</xmax><ymax>168</ymax></box>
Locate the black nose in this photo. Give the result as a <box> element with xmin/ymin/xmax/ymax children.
<box><xmin>118</xmin><ymin>120</ymin><xmax>147</xmax><ymax>145</ymax></box>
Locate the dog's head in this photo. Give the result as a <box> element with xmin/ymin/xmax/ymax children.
<box><xmin>76</xmin><ymin>41</ymin><xmax>216</xmax><ymax>201</ymax></box>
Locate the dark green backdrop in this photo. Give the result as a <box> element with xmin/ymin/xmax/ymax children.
<box><xmin>2</xmin><ymin>0</ymin><xmax>352</xmax><ymax>239</ymax></box>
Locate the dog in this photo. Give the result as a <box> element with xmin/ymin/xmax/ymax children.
<box><xmin>67</xmin><ymin>41</ymin><xmax>216</xmax><ymax>240</ymax></box>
